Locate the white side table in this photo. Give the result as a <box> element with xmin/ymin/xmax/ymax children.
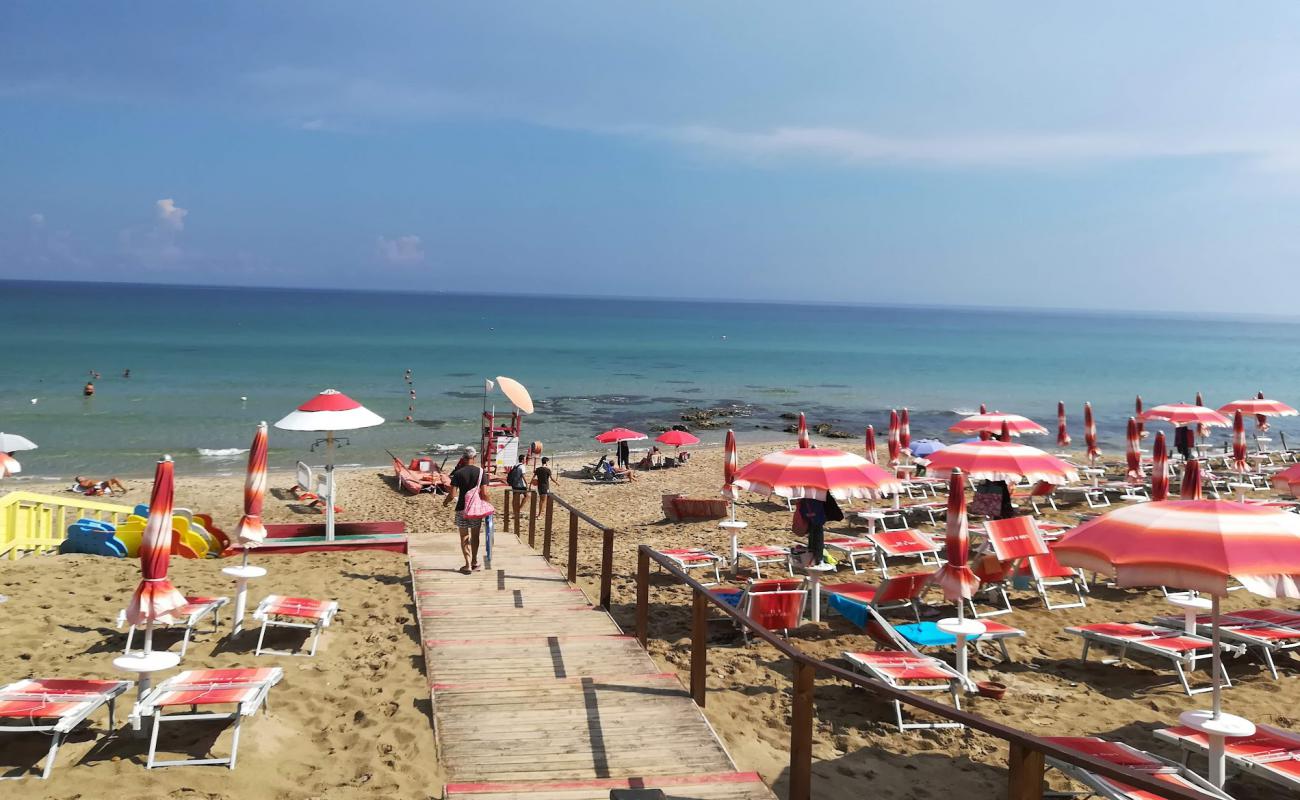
<box><xmin>719</xmin><ymin>519</ymin><xmax>747</xmax><ymax>574</ymax></box>
<box><xmin>222</xmin><ymin>564</ymin><xmax>268</xmax><ymax>635</ymax></box>
<box><xmin>804</xmin><ymin>562</ymin><xmax>836</xmax><ymax>623</ymax></box>
<box><xmin>1166</xmin><ymin>592</ymin><xmax>1211</xmax><ymax>634</ymax></box>
<box><xmin>938</xmin><ymin>617</ymin><xmax>986</xmax><ymax>690</ymax></box>
<box><xmin>113</xmin><ymin>651</ymin><xmax>180</xmax><ymax>731</ymax></box>
<box><xmin>1179</xmin><ymin>709</ymin><xmax>1256</xmax><ymax>788</ymax></box>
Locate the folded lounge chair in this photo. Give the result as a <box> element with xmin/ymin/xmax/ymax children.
<box><xmin>253</xmin><ymin>595</ymin><xmax>338</xmax><ymax>657</ymax></box>
<box><xmin>712</xmin><ymin>578</ymin><xmax>808</xmax><ymax>638</ymax></box>
<box><xmin>842</xmin><ymin>616</ymin><xmax>966</xmax><ymax>731</ymax></box>
<box><xmin>1044</xmin><ymin>735</ymin><xmax>1234</xmax><ymax>800</ymax></box>
<box><xmin>1156</xmin><ymin>721</ymin><xmax>1300</xmax><ymax>793</ymax></box>
<box><xmin>289</xmin><ymin>462</ymin><xmax>343</xmax><ymax>513</ymax></box>
<box><xmin>734</xmin><ymin>545</ymin><xmax>792</xmax><ymax>579</ymax></box>
<box><xmin>138</xmin><ymin>667</ymin><xmax>283</xmax><ymax>769</ymax></box>
<box><xmin>116</xmin><ymin>595</ymin><xmax>229</xmax><ymax>658</ymax></box>
<box><xmin>866</xmin><ymin>529</ymin><xmax>941</xmax><ymax>575</ymax></box>
<box><xmin>1153</xmin><ymin>608</ymin><xmax>1300</xmax><ymax>679</ymax></box>
<box><xmin>822</xmin><ymin>535</ymin><xmax>876</xmax><ymax>574</ymax></box>
<box><xmin>984</xmin><ymin>516</ymin><xmax>1087</xmax><ymax>611</ymax></box>
<box><xmin>829</xmin><ymin>588</ymin><xmax>1023</xmax><ymax>663</ymax></box>
<box><xmin>654</xmin><ymin>547</ymin><xmax>724</xmax><ymax>585</ymax></box>
<box><xmin>0</xmin><ymin>678</ymin><xmax>129</xmax><ymax>780</ymax></box>
<box><xmin>1065</xmin><ymin>622</ymin><xmax>1243</xmax><ymax>696</ymax></box>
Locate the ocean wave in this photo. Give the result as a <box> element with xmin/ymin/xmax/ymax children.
<box><xmin>197</xmin><ymin>447</ymin><xmax>249</xmax><ymax>458</ymax></box>
<box><xmin>950</xmin><ymin>408</ymin><xmax>979</xmax><ymax>417</ymax></box>
<box><xmin>423</xmin><ymin>443</ymin><xmax>467</xmax><ymax>454</ymax></box>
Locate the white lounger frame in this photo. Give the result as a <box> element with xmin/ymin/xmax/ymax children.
<box><xmin>1155</xmin><ymin>722</ymin><xmax>1300</xmax><ymax>793</ymax></box>
<box><xmin>1045</xmin><ymin>742</ymin><xmax>1234</xmax><ymax>800</ymax></box>
<box><xmin>655</xmin><ymin>549</ymin><xmax>724</xmax><ymax>586</ymax></box>
<box><xmin>253</xmin><ymin>598</ymin><xmax>339</xmax><ymax>657</ymax></box>
<box><xmin>117</xmin><ymin>596</ymin><xmax>229</xmax><ymax>658</ymax></box>
<box><xmin>1067</xmin><ymin>624</ymin><xmax>1244</xmax><ymax>696</ymax></box>
<box><xmin>139</xmin><ymin>668</ymin><xmax>283</xmax><ymax>769</ymax></box>
<box><xmin>734</xmin><ymin>547</ymin><xmax>792</xmax><ymax>579</ymax></box>
<box><xmin>0</xmin><ymin>680</ymin><xmax>129</xmax><ymax>780</ymax></box>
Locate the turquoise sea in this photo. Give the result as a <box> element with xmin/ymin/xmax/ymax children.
<box><xmin>2</xmin><ymin>279</ymin><xmax>1298</xmax><ymax>478</ymax></box>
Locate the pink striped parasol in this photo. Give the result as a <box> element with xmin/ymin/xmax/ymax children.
<box><xmin>1232</xmin><ymin>410</ymin><xmax>1250</xmax><ymax>474</ymax></box>
<box><xmin>1182</xmin><ymin>459</ymin><xmax>1204</xmax><ymax>500</ymax></box>
<box><xmin>864</xmin><ymin>425</ymin><xmax>878</xmax><ymax>464</ymax></box>
<box><xmin>899</xmin><ymin>409</ymin><xmax>911</xmax><ymax>452</ymax></box>
<box><xmin>930</xmin><ymin>468</ymin><xmax>977</xmax><ymax>601</ymax></box>
<box><xmin>923</xmin><ymin>439</ymin><xmax>1079</xmax><ymax>486</ymax></box>
<box><xmin>1218</xmin><ymin>395</ymin><xmax>1297</xmax><ymax>434</ymax></box>
<box><xmin>1083</xmin><ymin>402</ymin><xmax>1101</xmax><ymax>463</ymax></box>
<box><xmin>950</xmin><ymin>412</ymin><xmax>1048</xmax><ymax>437</ymax></box>
<box><xmin>722</xmin><ymin>429</ymin><xmax>739</xmax><ymax>500</ymax></box>
<box><xmin>234</xmin><ymin>422</ymin><xmax>269</xmax><ymax>549</ymax></box>
<box><xmin>796</xmin><ymin>412</ymin><xmax>811</xmax><ymax>449</ymax></box>
<box><xmin>1140</xmin><ymin>402</ymin><xmax>1231</xmax><ymax>429</ymax></box>
<box><xmin>1056</xmin><ymin>401</ymin><xmax>1071</xmax><ymax>448</ymax></box>
<box><xmin>0</xmin><ymin>452</ymin><xmax>19</xmax><ymax>478</ymax></box>
<box><xmin>1125</xmin><ymin>417</ymin><xmax>1142</xmax><ymax>481</ymax></box>
<box><xmin>1135</xmin><ymin>395</ymin><xmax>1147</xmax><ymax>438</ymax></box>
<box><xmin>887</xmin><ymin>410</ymin><xmax>901</xmax><ymax>465</ymax></box>
<box><xmin>1151</xmin><ymin>432</ymin><xmax>1169</xmax><ymax>501</ymax></box>
<box><xmin>1273</xmin><ymin>463</ymin><xmax>1300</xmax><ymax>495</ymax></box>
<box><xmin>730</xmin><ymin>448</ymin><xmax>904</xmax><ymax>501</ymax></box>
<box><xmin>125</xmin><ymin>457</ymin><xmax>188</xmax><ymax>631</ymax></box>
<box><xmin>1195</xmin><ymin>391</ymin><xmax>1211</xmax><ymax>439</ymax></box>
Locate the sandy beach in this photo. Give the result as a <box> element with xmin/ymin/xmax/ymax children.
<box><xmin>2</xmin><ymin>442</ymin><xmax>1294</xmax><ymax>799</ymax></box>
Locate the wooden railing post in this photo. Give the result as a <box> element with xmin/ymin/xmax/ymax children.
<box><xmin>502</xmin><ymin>488</ymin><xmax>511</xmax><ymax>534</ymax></box>
<box><xmin>599</xmin><ymin>528</ymin><xmax>615</xmax><ymax>609</ymax></box>
<box><xmin>513</xmin><ymin>492</ymin><xmax>522</xmax><ymax>536</ymax></box>
<box><xmin>690</xmin><ymin>588</ymin><xmax>708</xmax><ymax>707</ymax></box>
<box><xmin>1007</xmin><ymin>743</ymin><xmax>1045</xmax><ymax>800</ymax></box>
<box><xmin>567</xmin><ymin>510</ymin><xmax>579</xmax><ymax>584</ymax></box>
<box><xmin>636</xmin><ymin>548</ymin><xmax>649</xmax><ymax>647</ymax></box>
<box><xmin>542</xmin><ymin>495</ymin><xmax>554</xmax><ymax>560</ymax></box>
<box><xmin>788</xmin><ymin>660</ymin><xmax>815</xmax><ymax>800</ymax></box>
<box><xmin>527</xmin><ymin>492</ymin><xmax>538</xmax><ymax>547</ymax></box>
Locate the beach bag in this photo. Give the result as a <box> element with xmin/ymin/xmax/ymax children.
<box><xmin>461</xmin><ymin>468</ymin><xmax>496</xmax><ymax>520</ymax></box>
<box><xmin>791</xmin><ymin>510</ymin><xmax>808</xmax><ymax>536</ymax></box>
<box><xmin>970</xmin><ymin>490</ymin><xmax>1002</xmax><ymax>519</ymax></box>
<box><xmin>824</xmin><ymin>494</ymin><xmax>844</xmax><ymax>522</ymax></box>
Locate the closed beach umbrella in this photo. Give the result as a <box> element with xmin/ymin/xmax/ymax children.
<box><xmin>125</xmin><ymin>457</ymin><xmax>188</xmax><ymax>633</ymax></box>
<box><xmin>1232</xmin><ymin>411</ymin><xmax>1250</xmax><ymax>475</ymax></box>
<box><xmin>1084</xmin><ymin>402</ymin><xmax>1101</xmax><ymax>464</ymax></box>
<box><xmin>887</xmin><ymin>411</ymin><xmax>901</xmax><ymax>465</ymax></box>
<box><xmin>924</xmin><ymin>440</ymin><xmax>1079</xmax><ymax>486</ymax></box>
<box><xmin>731</xmin><ymin>448</ymin><xmax>904</xmax><ymax>501</ymax></box>
<box><xmin>1135</xmin><ymin>395</ymin><xmax>1146</xmax><ymax>438</ymax></box>
<box><xmin>998</xmin><ymin>420</ymin><xmax>1012</xmax><ymax>443</ymax></box>
<box><xmin>1140</xmin><ymin>402</ymin><xmax>1231</xmax><ymax>430</ymax></box>
<box><xmin>1217</xmin><ymin>395</ymin><xmax>1297</xmax><ymax>434</ymax></box>
<box><xmin>1256</xmin><ymin>390</ymin><xmax>1270</xmax><ymax>431</ymax></box>
<box><xmin>594</xmin><ymin>427</ymin><xmax>647</xmax><ymax>444</ymax></box>
<box><xmin>1182</xmin><ymin>459</ymin><xmax>1204</xmax><ymax>500</ymax></box>
<box><xmin>899</xmin><ymin>408</ymin><xmax>911</xmax><ymax>451</ymax></box>
<box><xmin>1151</xmin><ymin>432</ymin><xmax>1170</xmax><ymax>501</ymax></box>
<box><xmin>864</xmin><ymin>426</ymin><xmax>878</xmax><ymax>464</ymax></box>
<box><xmin>796</xmin><ymin>412</ymin><xmax>811</xmax><ymax>449</ymax></box>
<box><xmin>722</xmin><ymin>429</ymin><xmax>738</xmax><ymax>495</ymax></box>
<box><xmin>1196</xmin><ymin>391</ymin><xmax>1211</xmax><ymax>439</ymax></box>
<box><xmin>949</xmin><ymin>413</ymin><xmax>1048</xmax><ymax>437</ymax></box>
<box><xmin>931</xmin><ymin>468</ymin><xmax>977</xmax><ymax>601</ymax></box>
<box><xmin>979</xmin><ymin>403</ymin><xmax>988</xmax><ymax>415</ymax></box>
<box><xmin>0</xmin><ymin>452</ymin><xmax>20</xmax><ymax>478</ymax></box>
<box><xmin>1125</xmin><ymin>417</ymin><xmax>1142</xmax><ymax>481</ymax></box>
<box><xmin>0</xmin><ymin>432</ymin><xmax>37</xmax><ymax>452</ymax></box>
<box><xmin>1056</xmin><ymin>401</ymin><xmax>1071</xmax><ymax>448</ymax></box>
<box><xmin>655</xmin><ymin>430</ymin><xmax>700</xmax><ymax>448</ymax></box>
<box><xmin>235</xmin><ymin>422</ymin><xmax>269</xmax><ymax>549</ymax></box>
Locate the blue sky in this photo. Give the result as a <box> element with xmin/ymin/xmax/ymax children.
<box><xmin>4</xmin><ymin>2</ymin><xmax>1300</xmax><ymax>312</ymax></box>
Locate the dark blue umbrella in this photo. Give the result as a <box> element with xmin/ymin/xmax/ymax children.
<box><xmin>909</xmin><ymin>438</ymin><xmax>946</xmax><ymax>459</ymax></box>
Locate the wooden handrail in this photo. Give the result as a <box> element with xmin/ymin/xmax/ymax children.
<box><xmin>548</xmin><ymin>493</ymin><xmax>611</xmax><ymax>531</ymax></box>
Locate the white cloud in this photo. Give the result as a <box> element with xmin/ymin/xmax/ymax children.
<box><xmin>156</xmin><ymin>198</ymin><xmax>188</xmax><ymax>230</ymax></box>
<box><xmin>377</xmin><ymin>234</ymin><xmax>425</xmax><ymax>264</ymax></box>
<box><xmin>300</xmin><ymin>118</ymin><xmax>326</xmax><ymax>131</ymax></box>
<box><xmin>28</xmin><ymin>212</ymin><xmax>45</xmax><ymax>226</ymax></box>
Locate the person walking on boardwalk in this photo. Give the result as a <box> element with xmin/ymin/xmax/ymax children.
<box><xmin>444</xmin><ymin>446</ymin><xmax>490</xmax><ymax>573</ymax></box>
<box><xmin>530</xmin><ymin>457</ymin><xmax>555</xmax><ymax>518</ymax></box>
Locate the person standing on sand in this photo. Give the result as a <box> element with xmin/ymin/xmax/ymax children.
<box><xmin>444</xmin><ymin>446</ymin><xmax>486</xmax><ymax>573</ymax></box>
<box><xmin>530</xmin><ymin>456</ymin><xmax>555</xmax><ymax>518</ymax></box>
<box><xmin>617</xmin><ymin>439</ymin><xmax>631</xmax><ymax>469</ymax></box>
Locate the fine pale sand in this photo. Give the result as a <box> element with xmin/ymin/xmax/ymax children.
<box><xmin>4</xmin><ymin>443</ymin><xmax>1296</xmax><ymax>799</ymax></box>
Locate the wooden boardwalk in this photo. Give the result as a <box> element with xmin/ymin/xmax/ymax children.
<box><xmin>409</xmin><ymin>529</ymin><xmax>776</xmax><ymax>800</ymax></box>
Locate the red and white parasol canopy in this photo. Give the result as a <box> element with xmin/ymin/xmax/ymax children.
<box><xmin>0</xmin><ymin>452</ymin><xmax>20</xmax><ymax>478</ymax></box>
<box><xmin>923</xmin><ymin>440</ymin><xmax>1079</xmax><ymax>486</ymax></box>
<box><xmin>949</xmin><ymin>412</ymin><xmax>1048</xmax><ymax>437</ymax></box>
<box><xmin>595</xmin><ymin>427</ymin><xmax>646</xmax><ymax>444</ymax></box>
<box><xmin>731</xmin><ymin>447</ymin><xmax>904</xmax><ymax>501</ymax></box>
<box><xmin>655</xmin><ymin>429</ymin><xmax>699</xmax><ymax>447</ymax></box>
<box><xmin>275</xmin><ymin>389</ymin><xmax>384</xmax><ymax>432</ymax></box>
<box><xmin>1273</xmin><ymin>463</ymin><xmax>1300</xmax><ymax>495</ymax></box>
<box><xmin>1140</xmin><ymin>403</ymin><xmax>1230</xmax><ymax>429</ymax></box>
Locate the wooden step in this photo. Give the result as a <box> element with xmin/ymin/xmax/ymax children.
<box><xmin>445</xmin><ymin>771</ymin><xmax>774</xmax><ymax>800</ymax></box>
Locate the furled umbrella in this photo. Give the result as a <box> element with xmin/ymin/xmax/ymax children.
<box><xmin>1084</xmin><ymin>402</ymin><xmax>1101</xmax><ymax>465</ymax></box>
<box><xmin>1217</xmin><ymin>395</ymin><xmax>1297</xmax><ymax>434</ymax></box>
<box><xmin>1125</xmin><ymin>417</ymin><xmax>1142</xmax><ymax>482</ymax></box>
<box><xmin>923</xmin><ymin>440</ymin><xmax>1079</xmax><ymax>486</ymax></box>
<box><xmin>718</xmin><ymin>429</ymin><xmax>747</xmax><ymax>566</ymax></box>
<box><xmin>928</xmin><ymin>468</ymin><xmax>981</xmax><ymax>687</ymax></box>
<box><xmin>1232</xmin><ymin>410</ymin><xmax>1250</xmax><ymax>477</ymax></box>
<box><xmin>1196</xmin><ymin>391</ymin><xmax>1211</xmax><ymax>440</ymax></box>
<box><xmin>949</xmin><ymin>413</ymin><xmax>1048</xmax><ymax>438</ymax></box>
<box><xmin>1135</xmin><ymin>395</ymin><xmax>1147</xmax><ymax>438</ymax></box>
<box><xmin>1182</xmin><ymin>458</ymin><xmax>1204</xmax><ymax>500</ymax></box>
<box><xmin>979</xmin><ymin>403</ymin><xmax>988</xmax><ymax>414</ymax></box>
<box><xmin>1054</xmin><ymin>497</ymin><xmax>1300</xmax><ymax>786</ymax></box>
<box><xmin>863</xmin><ymin>426</ymin><xmax>878</xmax><ymax>464</ymax></box>
<box><xmin>0</xmin><ymin>432</ymin><xmax>37</xmax><ymax>453</ymax></box>
<box><xmin>1056</xmin><ymin>401</ymin><xmax>1071</xmax><ymax>449</ymax></box>
<box><xmin>1151</xmin><ymin>432</ymin><xmax>1169</xmax><ymax>501</ymax></box>
<box><xmin>276</xmin><ymin>389</ymin><xmax>385</xmax><ymax>541</ymax></box>
<box><xmin>225</xmin><ymin>422</ymin><xmax>270</xmax><ymax>634</ymax></box>
<box><xmin>1255</xmin><ymin>390</ymin><xmax>1269</xmax><ymax>432</ymax></box>
<box><xmin>796</xmin><ymin>412</ymin><xmax>811</xmax><ymax>449</ymax></box>
<box><xmin>0</xmin><ymin>453</ymin><xmax>19</xmax><ymax>478</ymax></box>
<box><xmin>888</xmin><ymin>411</ymin><xmax>901</xmax><ymax>465</ymax></box>
<box><xmin>998</xmin><ymin>420</ymin><xmax>1012</xmax><ymax>443</ymax></box>
<box><xmin>899</xmin><ymin>408</ymin><xmax>912</xmax><ymax>452</ymax></box>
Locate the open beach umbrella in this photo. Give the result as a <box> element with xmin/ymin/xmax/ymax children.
<box><xmin>656</xmin><ymin>429</ymin><xmax>699</xmax><ymax>449</ymax></box>
<box><xmin>796</xmin><ymin>412</ymin><xmax>811</xmax><ymax>449</ymax></box>
<box><xmin>909</xmin><ymin>438</ymin><xmax>945</xmax><ymax>459</ymax></box>
<box><xmin>1125</xmin><ymin>417</ymin><xmax>1142</xmax><ymax>481</ymax></box>
<box><xmin>899</xmin><ymin>408</ymin><xmax>911</xmax><ymax>452</ymax></box>
<box><xmin>887</xmin><ymin>412</ymin><xmax>901</xmax><ymax>465</ymax></box>
<box><xmin>923</xmin><ymin>440</ymin><xmax>1079</xmax><ymax>486</ymax></box>
<box><xmin>594</xmin><ymin>427</ymin><xmax>647</xmax><ymax>444</ymax></box>
<box><xmin>1182</xmin><ymin>458</ymin><xmax>1204</xmax><ymax>500</ymax></box>
<box><xmin>1135</xmin><ymin>395</ymin><xmax>1146</xmax><ymax>438</ymax></box>
<box><xmin>125</xmin><ymin>457</ymin><xmax>188</xmax><ymax>636</ymax></box>
<box><xmin>1273</xmin><ymin>463</ymin><xmax>1300</xmax><ymax>496</ymax></box>
<box><xmin>234</xmin><ymin>422</ymin><xmax>269</xmax><ymax>551</ymax></box>
<box><xmin>1053</xmin><ymin>498</ymin><xmax>1300</xmax><ymax>786</ymax></box>
<box><xmin>1151</xmin><ymin>432</ymin><xmax>1169</xmax><ymax>501</ymax></box>
<box><xmin>0</xmin><ymin>432</ymin><xmax>37</xmax><ymax>452</ymax></box>
<box><xmin>1232</xmin><ymin>410</ymin><xmax>1251</xmax><ymax>475</ymax></box>
<box><xmin>494</xmin><ymin>376</ymin><xmax>534</xmax><ymax>414</ymax></box>
<box><xmin>276</xmin><ymin>389</ymin><xmax>385</xmax><ymax>541</ymax></box>
<box><xmin>1084</xmin><ymin>402</ymin><xmax>1101</xmax><ymax>464</ymax></box>
<box><xmin>0</xmin><ymin>452</ymin><xmax>20</xmax><ymax>478</ymax></box>
<box><xmin>863</xmin><ymin>426</ymin><xmax>878</xmax><ymax>464</ymax></box>
<box><xmin>949</xmin><ymin>413</ymin><xmax>1048</xmax><ymax>438</ymax></box>
<box><xmin>1141</xmin><ymin>402</ymin><xmax>1231</xmax><ymax>430</ymax></box>
<box><xmin>1218</xmin><ymin>395</ymin><xmax>1297</xmax><ymax>433</ymax></box>
<box><xmin>1056</xmin><ymin>402</ymin><xmax>1071</xmax><ymax>448</ymax></box>
<box><xmin>731</xmin><ymin>448</ymin><xmax>904</xmax><ymax>501</ymax></box>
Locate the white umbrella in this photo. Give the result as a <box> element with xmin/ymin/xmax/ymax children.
<box><xmin>275</xmin><ymin>389</ymin><xmax>384</xmax><ymax>541</ymax></box>
<box><xmin>0</xmin><ymin>432</ymin><xmax>37</xmax><ymax>452</ymax></box>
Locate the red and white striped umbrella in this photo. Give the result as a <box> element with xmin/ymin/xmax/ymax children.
<box><xmin>1151</xmin><ymin>432</ymin><xmax>1169</xmax><ymax>501</ymax></box>
<box><xmin>1056</xmin><ymin>401</ymin><xmax>1071</xmax><ymax>448</ymax></box>
<box><xmin>731</xmin><ymin>448</ymin><xmax>904</xmax><ymax>501</ymax></box>
<box><xmin>125</xmin><ymin>457</ymin><xmax>188</xmax><ymax>629</ymax></box>
<box><xmin>796</xmin><ymin>412</ymin><xmax>811</xmax><ymax>449</ymax></box>
<box><xmin>949</xmin><ymin>413</ymin><xmax>1048</xmax><ymax>437</ymax></box>
<box><xmin>595</xmin><ymin>427</ymin><xmax>647</xmax><ymax>444</ymax></box>
<box><xmin>1273</xmin><ymin>463</ymin><xmax>1300</xmax><ymax>495</ymax></box>
<box><xmin>1182</xmin><ymin>458</ymin><xmax>1204</xmax><ymax>500</ymax></box>
<box><xmin>1195</xmin><ymin>391</ymin><xmax>1211</xmax><ymax>439</ymax></box>
<box><xmin>234</xmin><ymin>422</ymin><xmax>269</xmax><ymax>546</ymax></box>
<box><xmin>1135</xmin><ymin>395</ymin><xmax>1147</xmax><ymax>438</ymax></box>
<box><xmin>899</xmin><ymin>408</ymin><xmax>911</xmax><ymax>451</ymax></box>
<box><xmin>0</xmin><ymin>452</ymin><xmax>19</xmax><ymax>478</ymax></box>
<box><xmin>1141</xmin><ymin>402</ymin><xmax>1230</xmax><ymax>429</ymax></box>
<box><xmin>722</xmin><ymin>429</ymin><xmax>739</xmax><ymax>499</ymax></box>
<box><xmin>979</xmin><ymin>403</ymin><xmax>988</xmax><ymax>414</ymax></box>
<box><xmin>930</xmin><ymin>468</ymin><xmax>977</xmax><ymax>601</ymax></box>
<box><xmin>275</xmin><ymin>388</ymin><xmax>385</xmax><ymax>432</ymax></box>
<box><xmin>1084</xmin><ymin>402</ymin><xmax>1101</xmax><ymax>463</ymax></box>
<box><xmin>887</xmin><ymin>410</ymin><xmax>901</xmax><ymax>465</ymax></box>
<box><xmin>1232</xmin><ymin>410</ymin><xmax>1250</xmax><ymax>474</ymax></box>
<box><xmin>1125</xmin><ymin>417</ymin><xmax>1142</xmax><ymax>481</ymax></box>
<box><xmin>1218</xmin><ymin>395</ymin><xmax>1297</xmax><ymax>434</ymax></box>
<box><xmin>923</xmin><ymin>440</ymin><xmax>1079</xmax><ymax>486</ymax></box>
<box><xmin>655</xmin><ymin>430</ymin><xmax>700</xmax><ymax>448</ymax></box>
<box><xmin>864</xmin><ymin>425</ymin><xmax>878</xmax><ymax>464</ymax></box>
<box><xmin>1256</xmin><ymin>390</ymin><xmax>1270</xmax><ymax>432</ymax></box>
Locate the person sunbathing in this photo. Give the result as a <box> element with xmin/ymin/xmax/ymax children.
<box><xmin>605</xmin><ymin>461</ymin><xmax>637</xmax><ymax>482</ymax></box>
<box><xmin>71</xmin><ymin>476</ymin><xmax>127</xmax><ymax>496</ymax></box>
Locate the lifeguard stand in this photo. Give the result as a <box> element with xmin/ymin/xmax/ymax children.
<box><xmin>481</xmin><ymin>409</ymin><xmax>521</xmax><ymax>482</ymax></box>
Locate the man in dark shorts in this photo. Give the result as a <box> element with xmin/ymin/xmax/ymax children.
<box><xmin>530</xmin><ymin>457</ymin><xmax>555</xmax><ymax>517</ymax></box>
<box><xmin>443</xmin><ymin>446</ymin><xmax>484</xmax><ymax>573</ymax></box>
<box><xmin>506</xmin><ymin>454</ymin><xmax>529</xmax><ymax>519</ymax></box>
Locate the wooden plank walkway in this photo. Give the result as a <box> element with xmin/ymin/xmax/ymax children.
<box><xmin>409</xmin><ymin>530</ymin><xmax>776</xmax><ymax>800</ymax></box>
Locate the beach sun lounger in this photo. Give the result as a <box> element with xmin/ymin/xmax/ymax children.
<box><xmin>289</xmin><ymin>462</ymin><xmax>343</xmax><ymax>513</ymax></box>
<box><xmin>734</xmin><ymin>545</ymin><xmax>792</xmax><ymax>579</ymax></box>
<box><xmin>0</xmin><ymin>678</ymin><xmax>130</xmax><ymax>779</ymax></box>
<box><xmin>1065</xmin><ymin>622</ymin><xmax>1243</xmax><ymax>696</ymax></box>
<box><xmin>823</xmin><ymin>571</ymin><xmax>932</xmax><ymax>622</ymax></box>
<box><xmin>1153</xmin><ymin>608</ymin><xmax>1300</xmax><ymax>679</ymax></box>
<box><xmin>654</xmin><ymin>547</ymin><xmax>724</xmax><ymax>585</ymax></box>
<box><xmin>821</xmin><ymin>535</ymin><xmax>876</xmax><ymax>574</ymax></box>
<box><xmin>138</xmin><ymin>667</ymin><xmax>283</xmax><ymax>769</ymax></box>
<box><xmin>984</xmin><ymin>516</ymin><xmax>1087</xmax><ymax>610</ymax></box>
<box><xmin>116</xmin><ymin>595</ymin><xmax>228</xmax><ymax>658</ymax></box>
<box><xmin>253</xmin><ymin>595</ymin><xmax>338</xmax><ymax>657</ymax></box>
<box><xmin>1156</xmin><ymin>721</ymin><xmax>1300</xmax><ymax>793</ymax></box>
<box><xmin>866</xmin><ymin>529</ymin><xmax>941</xmax><ymax>575</ymax></box>
<box><xmin>1044</xmin><ymin>736</ymin><xmax>1234</xmax><ymax>800</ymax></box>
<box><xmin>712</xmin><ymin>578</ymin><xmax>808</xmax><ymax>638</ymax></box>
<box><xmin>842</xmin><ymin>615</ymin><xmax>966</xmax><ymax>731</ymax></box>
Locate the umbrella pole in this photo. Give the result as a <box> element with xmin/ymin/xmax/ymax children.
<box><xmin>1211</xmin><ymin>593</ymin><xmax>1222</xmax><ymax>718</ymax></box>
<box><xmin>325</xmin><ymin>431</ymin><xmax>336</xmax><ymax>541</ymax></box>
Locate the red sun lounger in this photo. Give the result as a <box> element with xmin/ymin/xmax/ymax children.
<box><xmin>1044</xmin><ymin>736</ymin><xmax>1233</xmax><ymax>800</ymax></box>
<box><xmin>1153</xmin><ymin>608</ymin><xmax>1300</xmax><ymax>679</ymax></box>
<box><xmin>117</xmin><ymin>595</ymin><xmax>229</xmax><ymax>658</ymax></box>
<box><xmin>734</xmin><ymin>545</ymin><xmax>792</xmax><ymax>579</ymax></box>
<box><xmin>0</xmin><ymin>678</ymin><xmax>129</xmax><ymax>780</ymax></box>
<box><xmin>253</xmin><ymin>595</ymin><xmax>339</xmax><ymax>657</ymax></box>
<box><xmin>1156</xmin><ymin>722</ymin><xmax>1300</xmax><ymax>793</ymax></box>
<box><xmin>842</xmin><ymin>649</ymin><xmax>965</xmax><ymax>732</ymax></box>
<box><xmin>821</xmin><ymin>535</ymin><xmax>876</xmax><ymax>574</ymax></box>
<box><xmin>138</xmin><ymin>667</ymin><xmax>283</xmax><ymax>769</ymax></box>
<box><xmin>653</xmin><ymin>547</ymin><xmax>724</xmax><ymax>585</ymax></box>
<box><xmin>984</xmin><ymin>516</ymin><xmax>1087</xmax><ymax>611</ymax></box>
<box><xmin>1065</xmin><ymin>622</ymin><xmax>1244</xmax><ymax>696</ymax></box>
<box><xmin>866</xmin><ymin>529</ymin><xmax>941</xmax><ymax>575</ymax></box>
